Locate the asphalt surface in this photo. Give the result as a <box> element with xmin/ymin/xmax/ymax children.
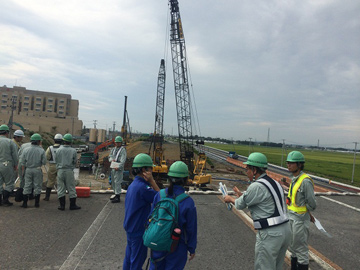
<box><xmin>1</xmin><ymin>192</ymin><xmax>359</xmax><ymax>270</ymax></box>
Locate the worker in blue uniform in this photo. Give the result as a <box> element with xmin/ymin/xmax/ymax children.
<box><xmin>149</xmin><ymin>161</ymin><xmax>197</xmax><ymax>270</ymax></box>
<box><xmin>123</xmin><ymin>153</ymin><xmax>160</xmax><ymax>270</ymax></box>
<box><xmin>224</xmin><ymin>152</ymin><xmax>291</xmax><ymax>270</ymax></box>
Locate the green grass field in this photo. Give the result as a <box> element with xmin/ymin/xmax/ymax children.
<box><xmin>206</xmin><ymin>143</ymin><xmax>360</xmax><ymax>187</ymax></box>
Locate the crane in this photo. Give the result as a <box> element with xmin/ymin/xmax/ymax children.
<box><xmin>168</xmin><ymin>0</ymin><xmax>211</xmax><ymax>186</ymax></box>
<box><xmin>149</xmin><ymin>59</ymin><xmax>168</xmax><ymax>179</ymax></box>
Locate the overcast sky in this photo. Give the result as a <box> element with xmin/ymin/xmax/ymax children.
<box><xmin>1</xmin><ymin>0</ymin><xmax>359</xmax><ymax>148</ymax></box>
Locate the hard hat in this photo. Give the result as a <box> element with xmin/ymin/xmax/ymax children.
<box><xmin>287</xmin><ymin>151</ymin><xmax>305</xmax><ymax>163</ymax></box>
<box><xmin>14</xmin><ymin>130</ymin><xmax>25</xmax><ymax>137</ymax></box>
<box><xmin>0</xmin><ymin>124</ymin><xmax>9</xmax><ymax>131</ymax></box>
<box><xmin>132</xmin><ymin>153</ymin><xmax>153</xmax><ymax>168</ymax></box>
<box><xmin>54</xmin><ymin>133</ymin><xmax>63</xmax><ymax>140</ymax></box>
<box><xmin>63</xmin><ymin>133</ymin><xmax>73</xmax><ymax>142</ymax></box>
<box><xmin>115</xmin><ymin>136</ymin><xmax>123</xmax><ymax>143</ymax></box>
<box><xmin>244</xmin><ymin>152</ymin><xmax>268</xmax><ymax>169</ymax></box>
<box><xmin>168</xmin><ymin>161</ymin><xmax>189</xmax><ymax>178</ymax></box>
<box><xmin>30</xmin><ymin>133</ymin><xmax>42</xmax><ymax>141</ymax></box>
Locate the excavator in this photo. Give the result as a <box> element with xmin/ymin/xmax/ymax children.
<box><xmin>149</xmin><ymin>59</ymin><xmax>168</xmax><ymax>179</ymax></box>
<box><xmin>168</xmin><ymin>0</ymin><xmax>211</xmax><ymax>186</ymax></box>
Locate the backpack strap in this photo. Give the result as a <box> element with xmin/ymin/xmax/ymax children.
<box><xmin>175</xmin><ymin>193</ymin><xmax>189</xmax><ymax>203</ymax></box>
<box><xmin>159</xmin><ymin>189</ymin><xmax>167</xmax><ymax>199</ymax></box>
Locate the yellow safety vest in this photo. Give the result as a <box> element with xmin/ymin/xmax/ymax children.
<box><xmin>287</xmin><ymin>173</ymin><xmax>314</xmax><ymax>214</ymax></box>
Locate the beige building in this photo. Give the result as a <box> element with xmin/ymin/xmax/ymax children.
<box><xmin>0</xmin><ymin>85</ymin><xmax>83</xmax><ymax>136</ymax></box>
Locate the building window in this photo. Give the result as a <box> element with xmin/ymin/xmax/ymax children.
<box><xmin>2</xmin><ymin>94</ymin><xmax>7</xmax><ymax>98</ymax></box>
<box><xmin>59</xmin><ymin>105</ymin><xmax>64</xmax><ymax>109</ymax></box>
<box><xmin>47</xmin><ymin>109</ymin><xmax>52</xmax><ymax>112</ymax></box>
<box><xmin>59</xmin><ymin>100</ymin><xmax>65</xmax><ymax>104</ymax></box>
<box><xmin>2</xmin><ymin>100</ymin><xmax>7</xmax><ymax>104</ymax></box>
<box><xmin>24</xmin><ymin>96</ymin><xmax>30</xmax><ymax>100</ymax></box>
<box><xmin>1</xmin><ymin>105</ymin><xmax>7</xmax><ymax>109</ymax></box>
<box><xmin>36</xmin><ymin>103</ymin><xmax>41</xmax><ymax>107</ymax></box>
<box><xmin>35</xmin><ymin>108</ymin><xmax>40</xmax><ymax>112</ymax></box>
<box><xmin>59</xmin><ymin>111</ymin><xmax>64</xmax><ymax>114</ymax></box>
<box><xmin>48</xmin><ymin>104</ymin><xmax>53</xmax><ymax>108</ymax></box>
<box><xmin>48</xmin><ymin>98</ymin><xmax>53</xmax><ymax>102</ymax></box>
<box><xmin>23</xmin><ymin>108</ymin><xmax>28</xmax><ymax>111</ymax></box>
<box><xmin>24</xmin><ymin>102</ymin><xmax>29</xmax><ymax>106</ymax></box>
<box><xmin>36</xmin><ymin>97</ymin><xmax>42</xmax><ymax>102</ymax></box>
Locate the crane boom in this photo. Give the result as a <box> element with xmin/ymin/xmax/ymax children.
<box><xmin>169</xmin><ymin>0</ymin><xmax>194</xmax><ymax>172</ymax></box>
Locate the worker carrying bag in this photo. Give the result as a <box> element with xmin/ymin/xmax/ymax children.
<box><xmin>143</xmin><ymin>189</ymin><xmax>188</xmax><ymax>252</ymax></box>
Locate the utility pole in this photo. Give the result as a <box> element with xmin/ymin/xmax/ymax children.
<box><xmin>267</xmin><ymin>128</ymin><xmax>270</xmax><ymax>146</ymax></box>
<box><xmin>351</xmin><ymin>142</ymin><xmax>358</xmax><ymax>184</ymax></box>
<box><xmin>8</xmin><ymin>96</ymin><xmax>17</xmax><ymax>139</ymax></box>
<box><xmin>248</xmin><ymin>138</ymin><xmax>252</xmax><ymax>155</ymax></box>
<box><xmin>281</xmin><ymin>139</ymin><xmax>286</xmax><ymax>167</ymax></box>
<box><xmin>93</xmin><ymin>120</ymin><xmax>97</xmax><ymax>129</ymax></box>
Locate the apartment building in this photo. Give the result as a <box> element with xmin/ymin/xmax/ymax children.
<box><xmin>0</xmin><ymin>85</ymin><xmax>83</xmax><ymax>136</ymax></box>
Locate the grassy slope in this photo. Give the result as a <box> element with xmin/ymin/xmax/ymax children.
<box><xmin>207</xmin><ymin>143</ymin><xmax>360</xmax><ymax>187</ymax></box>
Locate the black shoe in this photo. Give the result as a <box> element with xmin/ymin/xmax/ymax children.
<box><xmin>58</xmin><ymin>196</ymin><xmax>66</xmax><ymax>211</ymax></box>
<box><xmin>43</xmin><ymin>188</ymin><xmax>52</xmax><ymax>201</ymax></box>
<box><xmin>110</xmin><ymin>194</ymin><xmax>116</xmax><ymax>201</ymax></box>
<box><xmin>69</xmin><ymin>198</ymin><xmax>81</xmax><ymax>210</ymax></box>
<box><xmin>35</xmin><ymin>194</ymin><xmax>40</xmax><ymax>208</ymax></box>
<box><xmin>111</xmin><ymin>195</ymin><xmax>120</xmax><ymax>203</ymax></box>
<box><xmin>2</xmin><ymin>191</ymin><xmax>13</xmax><ymax>207</ymax></box>
<box><xmin>21</xmin><ymin>195</ymin><xmax>28</xmax><ymax>208</ymax></box>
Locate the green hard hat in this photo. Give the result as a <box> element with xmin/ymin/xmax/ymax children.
<box><xmin>115</xmin><ymin>136</ymin><xmax>123</xmax><ymax>143</ymax></box>
<box><xmin>30</xmin><ymin>133</ymin><xmax>42</xmax><ymax>141</ymax></box>
<box><xmin>287</xmin><ymin>151</ymin><xmax>305</xmax><ymax>163</ymax></box>
<box><xmin>0</xmin><ymin>124</ymin><xmax>9</xmax><ymax>131</ymax></box>
<box><xmin>168</xmin><ymin>161</ymin><xmax>189</xmax><ymax>178</ymax></box>
<box><xmin>132</xmin><ymin>153</ymin><xmax>153</xmax><ymax>168</ymax></box>
<box><xmin>63</xmin><ymin>133</ymin><xmax>73</xmax><ymax>142</ymax></box>
<box><xmin>244</xmin><ymin>152</ymin><xmax>268</xmax><ymax>169</ymax></box>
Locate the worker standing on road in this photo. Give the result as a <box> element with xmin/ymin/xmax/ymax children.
<box><xmin>224</xmin><ymin>152</ymin><xmax>290</xmax><ymax>270</ymax></box>
<box><xmin>285</xmin><ymin>151</ymin><xmax>316</xmax><ymax>270</ymax></box>
<box><xmin>19</xmin><ymin>133</ymin><xmax>46</xmax><ymax>208</ymax></box>
<box><xmin>0</xmin><ymin>124</ymin><xmax>18</xmax><ymax>206</ymax></box>
<box><xmin>149</xmin><ymin>161</ymin><xmax>197</xmax><ymax>270</ymax></box>
<box><xmin>123</xmin><ymin>153</ymin><xmax>160</xmax><ymax>270</ymax></box>
<box><xmin>55</xmin><ymin>133</ymin><xmax>81</xmax><ymax>211</ymax></box>
<box><xmin>108</xmin><ymin>136</ymin><xmax>127</xmax><ymax>203</ymax></box>
<box><xmin>44</xmin><ymin>133</ymin><xmax>62</xmax><ymax>201</ymax></box>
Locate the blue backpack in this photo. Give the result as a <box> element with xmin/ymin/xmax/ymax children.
<box><xmin>143</xmin><ymin>189</ymin><xmax>189</xmax><ymax>252</ymax></box>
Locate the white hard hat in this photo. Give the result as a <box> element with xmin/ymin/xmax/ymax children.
<box><xmin>14</xmin><ymin>130</ymin><xmax>25</xmax><ymax>137</ymax></box>
<box><xmin>54</xmin><ymin>133</ymin><xmax>63</xmax><ymax>140</ymax></box>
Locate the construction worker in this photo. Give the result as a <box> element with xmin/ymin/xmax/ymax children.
<box><xmin>123</xmin><ymin>153</ymin><xmax>160</xmax><ymax>270</ymax></box>
<box><xmin>44</xmin><ymin>133</ymin><xmax>62</xmax><ymax>201</ymax></box>
<box><xmin>55</xmin><ymin>133</ymin><xmax>81</xmax><ymax>211</ymax></box>
<box><xmin>285</xmin><ymin>151</ymin><xmax>316</xmax><ymax>270</ymax></box>
<box><xmin>12</xmin><ymin>129</ymin><xmax>25</xmax><ymax>149</ymax></box>
<box><xmin>108</xmin><ymin>136</ymin><xmax>127</xmax><ymax>203</ymax></box>
<box><xmin>19</xmin><ymin>133</ymin><xmax>46</xmax><ymax>208</ymax></box>
<box><xmin>149</xmin><ymin>161</ymin><xmax>197</xmax><ymax>270</ymax></box>
<box><xmin>0</xmin><ymin>124</ymin><xmax>18</xmax><ymax>206</ymax></box>
<box><xmin>224</xmin><ymin>152</ymin><xmax>290</xmax><ymax>270</ymax></box>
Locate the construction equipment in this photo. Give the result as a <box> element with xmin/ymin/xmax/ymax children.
<box><xmin>149</xmin><ymin>59</ymin><xmax>168</xmax><ymax>179</ymax></box>
<box><xmin>168</xmin><ymin>0</ymin><xmax>211</xmax><ymax>186</ymax></box>
<box><xmin>121</xmin><ymin>96</ymin><xmax>131</xmax><ymax>145</ymax></box>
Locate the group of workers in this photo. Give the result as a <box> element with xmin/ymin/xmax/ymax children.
<box><xmin>0</xmin><ymin>124</ymin><xmax>80</xmax><ymax>210</ymax></box>
<box><xmin>2</xmin><ymin>123</ymin><xmax>316</xmax><ymax>270</ymax></box>
<box><xmin>224</xmin><ymin>150</ymin><xmax>316</xmax><ymax>270</ymax></box>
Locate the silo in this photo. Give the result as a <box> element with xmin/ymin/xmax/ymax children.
<box><xmin>89</xmin><ymin>128</ymin><xmax>97</xmax><ymax>143</ymax></box>
<box><xmin>97</xmin><ymin>129</ymin><xmax>106</xmax><ymax>143</ymax></box>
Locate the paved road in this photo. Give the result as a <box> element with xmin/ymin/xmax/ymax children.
<box><xmin>1</xmin><ymin>193</ymin><xmax>359</xmax><ymax>269</ymax></box>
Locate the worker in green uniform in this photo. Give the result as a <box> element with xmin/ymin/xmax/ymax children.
<box><xmin>224</xmin><ymin>152</ymin><xmax>290</xmax><ymax>270</ymax></box>
<box><xmin>285</xmin><ymin>151</ymin><xmax>316</xmax><ymax>270</ymax></box>
<box><xmin>44</xmin><ymin>133</ymin><xmax>63</xmax><ymax>201</ymax></box>
<box><xmin>55</xmin><ymin>133</ymin><xmax>81</xmax><ymax>211</ymax></box>
<box><xmin>108</xmin><ymin>136</ymin><xmax>127</xmax><ymax>203</ymax></box>
<box><xmin>19</xmin><ymin>133</ymin><xmax>46</xmax><ymax>208</ymax></box>
<box><xmin>0</xmin><ymin>124</ymin><xmax>18</xmax><ymax>206</ymax></box>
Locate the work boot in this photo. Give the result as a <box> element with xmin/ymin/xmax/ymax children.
<box><xmin>35</xmin><ymin>194</ymin><xmax>40</xmax><ymax>208</ymax></box>
<box><xmin>111</xmin><ymin>194</ymin><xmax>120</xmax><ymax>203</ymax></box>
<box><xmin>291</xmin><ymin>257</ymin><xmax>298</xmax><ymax>270</ymax></box>
<box><xmin>29</xmin><ymin>189</ymin><xmax>34</xmax><ymax>200</ymax></box>
<box><xmin>69</xmin><ymin>198</ymin><xmax>81</xmax><ymax>210</ymax></box>
<box><xmin>2</xmin><ymin>191</ymin><xmax>13</xmax><ymax>207</ymax></box>
<box><xmin>21</xmin><ymin>195</ymin><xmax>28</xmax><ymax>208</ymax></box>
<box><xmin>58</xmin><ymin>196</ymin><xmax>66</xmax><ymax>211</ymax></box>
<box><xmin>297</xmin><ymin>264</ymin><xmax>309</xmax><ymax>270</ymax></box>
<box><xmin>109</xmin><ymin>194</ymin><xmax>116</xmax><ymax>201</ymax></box>
<box><xmin>43</xmin><ymin>188</ymin><xmax>52</xmax><ymax>201</ymax></box>
<box><xmin>0</xmin><ymin>194</ymin><xmax>2</xmax><ymax>206</ymax></box>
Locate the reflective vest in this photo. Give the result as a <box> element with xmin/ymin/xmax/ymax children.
<box><xmin>287</xmin><ymin>173</ymin><xmax>314</xmax><ymax>214</ymax></box>
<box><xmin>253</xmin><ymin>175</ymin><xmax>289</xmax><ymax>230</ymax></box>
<box><xmin>49</xmin><ymin>145</ymin><xmax>60</xmax><ymax>164</ymax></box>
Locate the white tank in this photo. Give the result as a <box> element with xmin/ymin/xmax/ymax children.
<box><xmin>89</xmin><ymin>128</ymin><xmax>97</xmax><ymax>143</ymax></box>
<box><xmin>97</xmin><ymin>129</ymin><xmax>106</xmax><ymax>143</ymax></box>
